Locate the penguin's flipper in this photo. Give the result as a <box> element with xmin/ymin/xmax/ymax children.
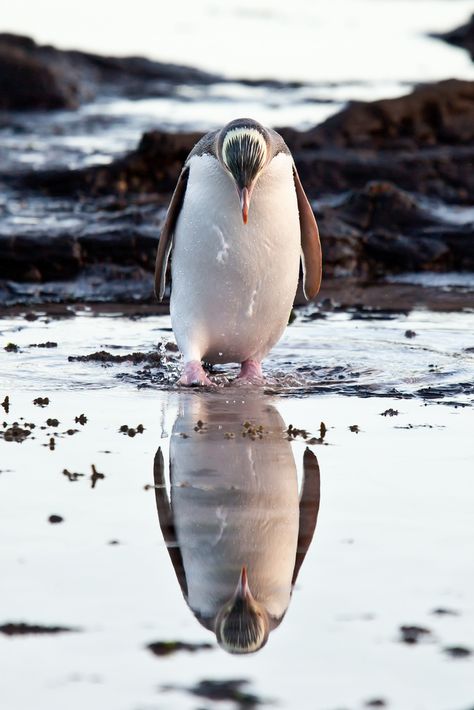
<box><xmin>292</xmin><ymin>447</ymin><xmax>321</xmax><ymax>586</ymax></box>
<box><xmin>293</xmin><ymin>165</ymin><xmax>322</xmax><ymax>301</ymax></box>
<box><xmin>153</xmin><ymin>447</ymin><xmax>188</xmax><ymax>597</ymax></box>
<box><xmin>154</xmin><ymin>166</ymin><xmax>189</xmax><ymax>301</ymax></box>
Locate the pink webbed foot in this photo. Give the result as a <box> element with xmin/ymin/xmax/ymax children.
<box><xmin>179</xmin><ymin>360</ymin><xmax>215</xmax><ymax>387</ymax></box>
<box><xmin>236</xmin><ymin>358</ymin><xmax>264</xmax><ymax>384</ymax></box>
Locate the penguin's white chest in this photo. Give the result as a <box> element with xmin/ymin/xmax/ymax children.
<box><xmin>170</xmin><ymin>153</ymin><xmax>300</xmax><ymax>364</ymax></box>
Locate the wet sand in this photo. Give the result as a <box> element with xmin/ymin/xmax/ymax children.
<box><xmin>0</xmin><ymin>310</ymin><xmax>473</xmax><ymax>709</ymax></box>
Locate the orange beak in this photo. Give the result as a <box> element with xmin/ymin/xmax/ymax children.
<box><xmin>239</xmin><ymin>187</ymin><xmax>250</xmax><ymax>225</ymax></box>
<box><xmin>236</xmin><ymin>565</ymin><xmax>251</xmax><ymax>599</ymax></box>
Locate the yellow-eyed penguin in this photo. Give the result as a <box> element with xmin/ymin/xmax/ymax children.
<box><xmin>153</xmin><ymin>393</ymin><xmax>320</xmax><ymax>654</ymax></box>
<box><xmin>154</xmin><ymin>118</ymin><xmax>322</xmax><ymax>385</ymax></box>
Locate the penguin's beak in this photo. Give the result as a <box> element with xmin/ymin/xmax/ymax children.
<box><xmin>239</xmin><ymin>187</ymin><xmax>251</xmax><ymax>225</ymax></box>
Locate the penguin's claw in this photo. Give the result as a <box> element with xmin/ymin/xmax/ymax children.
<box><xmin>237</xmin><ymin>359</ymin><xmax>264</xmax><ymax>384</ymax></box>
<box><xmin>179</xmin><ymin>361</ymin><xmax>215</xmax><ymax>387</ymax></box>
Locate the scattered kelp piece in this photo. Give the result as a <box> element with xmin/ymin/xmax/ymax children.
<box><xmin>399</xmin><ymin>625</ymin><xmax>433</xmax><ymax>644</ymax></box>
<box><xmin>431</xmin><ymin>607</ymin><xmax>459</xmax><ymax>616</ymax></box>
<box><xmin>405</xmin><ymin>330</ymin><xmax>417</xmax><ymax>338</ymax></box>
<box><xmin>381</xmin><ymin>408</ymin><xmax>399</xmax><ymax>417</ymax></box>
<box><xmin>0</xmin><ymin>622</ymin><xmax>77</xmax><ymax>636</ymax></box>
<box><xmin>119</xmin><ymin>423</ymin><xmax>145</xmax><ymax>437</ymax></box>
<box><xmin>4</xmin><ymin>342</ymin><xmax>19</xmax><ymax>352</ymax></box>
<box><xmin>90</xmin><ymin>464</ymin><xmax>104</xmax><ymax>489</ymax></box>
<box><xmin>365</xmin><ymin>700</ymin><xmax>387</xmax><ymax>708</ymax></box>
<box><xmin>33</xmin><ymin>397</ymin><xmax>50</xmax><ymax>407</ymax></box>
<box><xmin>242</xmin><ymin>421</ymin><xmax>264</xmax><ymax>440</ymax></box>
<box><xmin>443</xmin><ymin>646</ymin><xmax>471</xmax><ymax>659</ymax></box>
<box><xmin>63</xmin><ymin>468</ymin><xmax>85</xmax><ymax>482</ymax></box>
<box><xmin>29</xmin><ymin>342</ymin><xmax>58</xmax><ymax>348</ymax></box>
<box><xmin>168</xmin><ymin>679</ymin><xmax>265</xmax><ymax>707</ymax></box>
<box><xmin>68</xmin><ymin>350</ymin><xmax>164</xmax><ymax>366</ymax></box>
<box><xmin>48</xmin><ymin>514</ymin><xmax>63</xmax><ymax>524</ymax></box>
<box><xmin>147</xmin><ymin>640</ymin><xmax>213</xmax><ymax>657</ymax></box>
<box><xmin>286</xmin><ymin>423</ymin><xmax>310</xmax><ymax>440</ymax></box>
<box><xmin>2</xmin><ymin>424</ymin><xmax>31</xmax><ymax>443</ymax></box>
<box><xmin>1</xmin><ymin>396</ymin><xmax>9</xmax><ymax>413</ymax></box>
<box><xmin>75</xmin><ymin>414</ymin><xmax>87</xmax><ymax>425</ymax></box>
<box><xmin>46</xmin><ymin>418</ymin><xmax>59</xmax><ymax>427</ymax></box>
<box><xmin>349</xmin><ymin>424</ymin><xmax>360</xmax><ymax>433</ymax></box>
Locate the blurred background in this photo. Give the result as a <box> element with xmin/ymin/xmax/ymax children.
<box><xmin>0</xmin><ymin>0</ymin><xmax>473</xmax><ymax>309</ymax></box>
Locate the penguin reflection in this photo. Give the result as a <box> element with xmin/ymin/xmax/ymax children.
<box><xmin>154</xmin><ymin>394</ymin><xmax>320</xmax><ymax>655</ymax></box>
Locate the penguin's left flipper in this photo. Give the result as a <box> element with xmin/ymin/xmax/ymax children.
<box><xmin>154</xmin><ymin>166</ymin><xmax>189</xmax><ymax>301</ymax></box>
<box><xmin>292</xmin><ymin>447</ymin><xmax>321</xmax><ymax>586</ymax></box>
<box><xmin>293</xmin><ymin>165</ymin><xmax>322</xmax><ymax>301</ymax></box>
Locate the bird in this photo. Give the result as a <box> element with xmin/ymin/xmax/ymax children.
<box><xmin>153</xmin><ymin>393</ymin><xmax>320</xmax><ymax>654</ymax></box>
<box><xmin>154</xmin><ymin>117</ymin><xmax>322</xmax><ymax>386</ymax></box>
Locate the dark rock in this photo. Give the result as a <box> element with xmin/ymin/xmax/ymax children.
<box><xmin>432</xmin><ymin>14</ymin><xmax>474</xmax><ymax>62</ymax></box>
<box><xmin>0</xmin><ymin>33</ymin><xmax>221</xmax><ymax>111</ymax></box>
<box><xmin>0</xmin><ymin>37</ymin><xmax>80</xmax><ymax>110</ymax></box>
<box><xmin>317</xmin><ymin>182</ymin><xmax>474</xmax><ymax>278</ymax></box>
<box><xmin>282</xmin><ymin>79</ymin><xmax>474</xmax><ymax>150</ymax></box>
<box><xmin>278</xmin><ymin>80</ymin><xmax>474</xmax><ymax>204</ymax></box>
<box><xmin>48</xmin><ymin>514</ymin><xmax>63</xmax><ymax>524</ymax></box>
<box><xmin>405</xmin><ymin>330</ymin><xmax>417</xmax><ymax>338</ymax></box>
<box><xmin>21</xmin><ymin>130</ymin><xmax>203</xmax><ymax>197</ymax></box>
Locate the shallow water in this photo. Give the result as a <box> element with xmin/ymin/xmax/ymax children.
<box><xmin>0</xmin><ymin>380</ymin><xmax>473</xmax><ymax>709</ymax></box>
<box><xmin>1</xmin><ymin>311</ymin><xmax>474</xmax><ymax>708</ymax></box>
<box><xmin>1</xmin><ymin>309</ymin><xmax>473</xmax><ymax>402</ymax></box>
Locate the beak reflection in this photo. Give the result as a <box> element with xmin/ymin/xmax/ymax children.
<box><xmin>239</xmin><ymin>186</ymin><xmax>250</xmax><ymax>224</ymax></box>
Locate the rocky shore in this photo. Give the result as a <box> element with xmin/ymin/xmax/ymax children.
<box><xmin>0</xmin><ymin>34</ymin><xmax>473</xmax><ymax>308</ymax></box>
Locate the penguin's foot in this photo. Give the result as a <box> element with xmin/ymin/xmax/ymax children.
<box><xmin>237</xmin><ymin>359</ymin><xmax>264</xmax><ymax>384</ymax></box>
<box><xmin>179</xmin><ymin>360</ymin><xmax>215</xmax><ymax>387</ymax></box>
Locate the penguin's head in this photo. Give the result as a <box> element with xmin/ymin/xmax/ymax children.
<box><xmin>217</xmin><ymin>118</ymin><xmax>271</xmax><ymax>225</ymax></box>
<box><xmin>214</xmin><ymin>566</ymin><xmax>270</xmax><ymax>654</ymax></box>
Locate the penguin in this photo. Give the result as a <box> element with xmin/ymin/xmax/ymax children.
<box><xmin>153</xmin><ymin>393</ymin><xmax>320</xmax><ymax>654</ymax></box>
<box><xmin>154</xmin><ymin>118</ymin><xmax>322</xmax><ymax>385</ymax></box>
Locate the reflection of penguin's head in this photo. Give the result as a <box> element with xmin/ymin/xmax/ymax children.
<box><xmin>215</xmin><ymin>566</ymin><xmax>269</xmax><ymax>654</ymax></box>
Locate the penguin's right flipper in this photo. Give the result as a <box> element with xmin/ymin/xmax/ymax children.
<box><xmin>153</xmin><ymin>447</ymin><xmax>188</xmax><ymax>597</ymax></box>
<box><xmin>154</xmin><ymin>166</ymin><xmax>189</xmax><ymax>301</ymax></box>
